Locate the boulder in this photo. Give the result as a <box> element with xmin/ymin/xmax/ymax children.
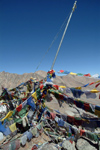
<box><xmin>76</xmin><ymin>138</ymin><xmax>98</xmax><ymax>150</ymax></box>
<box><xmin>62</xmin><ymin>140</ymin><xmax>76</xmax><ymax>150</ymax></box>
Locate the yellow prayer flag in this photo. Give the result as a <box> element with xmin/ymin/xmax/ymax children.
<box><xmin>59</xmin><ymin>86</ymin><xmax>66</xmax><ymax>88</ymax></box>
<box><xmin>32</xmin><ymin>91</ymin><xmax>37</xmax><ymax>100</ymax></box>
<box><xmin>91</xmin><ymin>88</ymin><xmax>99</xmax><ymax>93</ymax></box>
<box><xmin>75</xmin><ymin>87</ymin><xmax>82</xmax><ymax>90</ymax></box>
<box><xmin>95</xmin><ymin>109</ymin><xmax>100</xmax><ymax>117</ymax></box>
<box><xmin>42</xmin><ymin>103</ymin><xmax>46</xmax><ymax>108</ymax></box>
<box><xmin>9</xmin><ymin>123</ymin><xmax>17</xmax><ymax>132</ymax></box>
<box><xmin>70</xmin><ymin>72</ymin><xmax>77</xmax><ymax>76</ymax></box>
<box><xmin>96</xmin><ymin>80</ymin><xmax>100</xmax><ymax>83</ymax></box>
<box><xmin>2</xmin><ymin>111</ymin><xmax>13</xmax><ymax>122</ymax></box>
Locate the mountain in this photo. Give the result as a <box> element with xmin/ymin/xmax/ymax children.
<box><xmin>0</xmin><ymin>70</ymin><xmax>100</xmax><ymax>105</ymax></box>
<box><xmin>0</xmin><ymin>70</ymin><xmax>46</xmax><ymax>93</ymax></box>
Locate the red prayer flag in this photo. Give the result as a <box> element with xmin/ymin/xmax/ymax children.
<box><xmin>89</xmin><ymin>82</ymin><xmax>95</xmax><ymax>85</ymax></box>
<box><xmin>84</xmin><ymin>73</ymin><xmax>91</xmax><ymax>77</ymax></box>
<box><xmin>60</xmin><ymin>70</ymin><xmax>64</xmax><ymax>73</ymax></box>
<box><xmin>16</xmin><ymin>104</ymin><xmax>22</xmax><ymax>112</ymax></box>
<box><xmin>95</xmin><ymin>83</ymin><xmax>100</xmax><ymax>88</ymax></box>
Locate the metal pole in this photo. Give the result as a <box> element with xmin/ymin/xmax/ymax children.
<box><xmin>51</xmin><ymin>1</ymin><xmax>77</xmax><ymax>70</ymax></box>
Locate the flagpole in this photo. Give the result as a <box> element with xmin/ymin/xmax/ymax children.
<box><xmin>51</xmin><ymin>1</ymin><xmax>77</xmax><ymax>70</ymax></box>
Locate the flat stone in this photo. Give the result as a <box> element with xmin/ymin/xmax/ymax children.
<box><xmin>40</xmin><ymin>144</ymin><xmax>58</xmax><ymax>150</ymax></box>
<box><xmin>62</xmin><ymin>140</ymin><xmax>76</xmax><ymax>150</ymax></box>
<box><xmin>76</xmin><ymin>138</ymin><xmax>97</xmax><ymax>150</ymax></box>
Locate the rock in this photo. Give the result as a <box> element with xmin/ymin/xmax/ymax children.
<box><xmin>65</xmin><ymin>110</ymin><xmax>74</xmax><ymax>116</ymax></box>
<box><xmin>0</xmin><ymin>132</ymin><xmax>4</xmax><ymax>141</ymax></box>
<box><xmin>62</xmin><ymin>140</ymin><xmax>76</xmax><ymax>150</ymax></box>
<box><xmin>40</xmin><ymin>144</ymin><xmax>58</xmax><ymax>150</ymax></box>
<box><xmin>99</xmin><ymin>141</ymin><xmax>100</xmax><ymax>150</ymax></box>
<box><xmin>76</xmin><ymin>138</ymin><xmax>98</xmax><ymax>150</ymax></box>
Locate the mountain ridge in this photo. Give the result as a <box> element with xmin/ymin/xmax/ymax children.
<box><xmin>0</xmin><ymin>70</ymin><xmax>100</xmax><ymax>105</ymax></box>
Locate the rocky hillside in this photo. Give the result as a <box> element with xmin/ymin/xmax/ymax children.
<box><xmin>0</xmin><ymin>70</ymin><xmax>100</xmax><ymax>105</ymax></box>
<box><xmin>0</xmin><ymin>70</ymin><xmax>47</xmax><ymax>93</ymax></box>
<box><xmin>0</xmin><ymin>71</ymin><xmax>100</xmax><ymax>150</ymax></box>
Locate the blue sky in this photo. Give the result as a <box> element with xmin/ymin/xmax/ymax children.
<box><xmin>0</xmin><ymin>0</ymin><xmax>100</xmax><ymax>75</ymax></box>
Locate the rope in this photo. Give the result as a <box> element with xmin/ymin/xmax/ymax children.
<box><xmin>34</xmin><ymin>11</ymin><xmax>72</xmax><ymax>72</ymax></box>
